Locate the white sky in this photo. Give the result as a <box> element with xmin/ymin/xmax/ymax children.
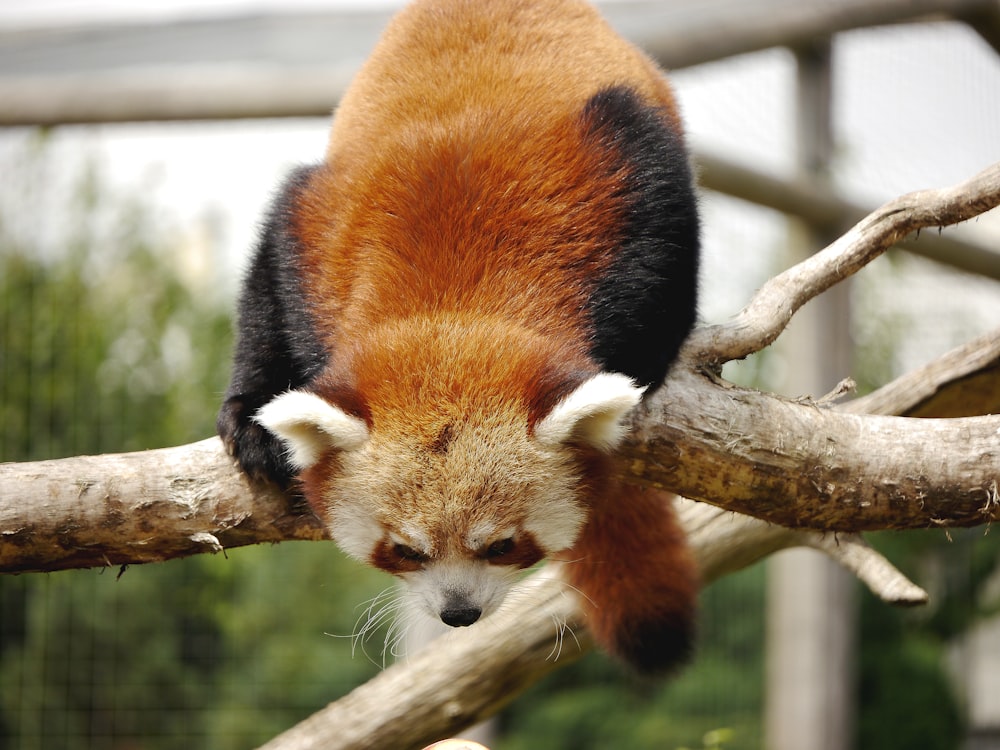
<box><xmin>0</xmin><ymin>0</ymin><xmax>403</xmax><ymax>27</ymax></box>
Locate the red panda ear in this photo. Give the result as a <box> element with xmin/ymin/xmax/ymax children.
<box><xmin>254</xmin><ymin>390</ymin><xmax>370</xmax><ymax>470</ymax></box>
<box><xmin>534</xmin><ymin>373</ymin><xmax>645</xmax><ymax>451</ymax></box>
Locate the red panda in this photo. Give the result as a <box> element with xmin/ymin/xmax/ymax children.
<box><xmin>218</xmin><ymin>0</ymin><xmax>699</xmax><ymax>675</ymax></box>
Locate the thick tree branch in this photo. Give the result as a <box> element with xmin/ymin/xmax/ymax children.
<box><xmin>256</xmin><ymin>500</ymin><xmax>930</xmax><ymax>750</ymax></box>
<box><xmin>3</xmin><ymin>338</ymin><xmax>997</xmax><ymax>573</ymax></box>
<box><xmin>619</xmin><ymin>366</ymin><xmax>1000</xmax><ymax>532</ymax></box>
<box><xmin>0</xmin><ymin>439</ymin><xmax>321</xmax><ymax>573</ymax></box>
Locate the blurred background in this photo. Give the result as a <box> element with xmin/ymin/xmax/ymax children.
<box><xmin>1</xmin><ymin>1</ymin><xmax>999</xmax><ymax>748</ymax></box>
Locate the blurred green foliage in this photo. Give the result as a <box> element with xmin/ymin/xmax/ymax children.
<box><xmin>498</xmin><ymin>566</ymin><xmax>766</xmax><ymax>750</ymax></box>
<box><xmin>0</xmin><ymin>133</ymin><xmax>387</xmax><ymax>749</ymax></box>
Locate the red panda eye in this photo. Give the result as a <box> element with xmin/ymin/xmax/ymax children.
<box><xmin>485</xmin><ymin>538</ymin><xmax>515</xmax><ymax>559</ymax></box>
<box><xmin>394</xmin><ymin>544</ymin><xmax>428</xmax><ymax>563</ymax></box>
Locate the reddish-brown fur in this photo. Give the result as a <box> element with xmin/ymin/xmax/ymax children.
<box><xmin>291</xmin><ymin>0</ymin><xmax>685</xmax><ymax>374</ymax></box>
<box><xmin>557</xmin><ymin>477</ymin><xmax>699</xmax><ymax>671</ymax></box>
<box><xmin>283</xmin><ymin>0</ymin><xmax>698</xmax><ymax>672</ymax></box>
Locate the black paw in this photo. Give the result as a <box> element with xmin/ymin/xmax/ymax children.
<box><xmin>217</xmin><ymin>395</ymin><xmax>294</xmax><ymax>488</ymax></box>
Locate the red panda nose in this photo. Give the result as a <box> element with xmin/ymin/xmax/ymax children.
<box><xmin>440</xmin><ymin>607</ymin><xmax>482</xmax><ymax>627</ymax></box>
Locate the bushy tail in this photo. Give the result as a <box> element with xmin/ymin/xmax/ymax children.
<box><xmin>560</xmin><ymin>484</ymin><xmax>698</xmax><ymax>675</ymax></box>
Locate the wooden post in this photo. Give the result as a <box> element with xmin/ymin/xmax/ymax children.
<box><xmin>764</xmin><ymin>38</ymin><xmax>857</xmax><ymax>750</ymax></box>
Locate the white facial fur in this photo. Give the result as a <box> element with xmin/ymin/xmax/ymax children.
<box><xmin>255</xmin><ymin>373</ymin><xmax>644</xmax><ymax>625</ymax></box>
<box><xmin>402</xmin><ymin>559</ymin><xmax>521</xmax><ymax>623</ymax></box>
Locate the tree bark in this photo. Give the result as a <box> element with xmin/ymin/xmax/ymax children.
<box><xmin>690</xmin><ymin>162</ymin><xmax>1000</xmax><ymax>365</ymax></box>
<box><xmin>3</xmin><ymin>343</ymin><xmax>995</xmax><ymax>573</ymax></box>
<box><xmin>696</xmin><ymin>151</ymin><xmax>1000</xmax><ymax>282</ymax></box>
<box><xmin>619</xmin><ymin>364</ymin><xmax>1000</xmax><ymax>532</ymax></box>
<box><xmin>0</xmin><ymin>439</ymin><xmax>322</xmax><ymax>573</ymax></box>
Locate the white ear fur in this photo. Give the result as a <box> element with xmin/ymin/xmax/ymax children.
<box><xmin>534</xmin><ymin>373</ymin><xmax>645</xmax><ymax>451</ymax></box>
<box><xmin>254</xmin><ymin>390</ymin><xmax>369</xmax><ymax>470</ymax></box>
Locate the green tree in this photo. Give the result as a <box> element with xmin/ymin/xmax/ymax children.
<box><xmin>0</xmin><ymin>135</ymin><xmax>385</xmax><ymax>749</ymax></box>
<box><xmin>498</xmin><ymin>565</ymin><xmax>766</xmax><ymax>750</ymax></box>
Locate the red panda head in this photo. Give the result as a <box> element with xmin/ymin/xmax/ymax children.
<box><xmin>254</xmin><ymin>323</ymin><xmax>644</xmax><ymax>628</ymax></box>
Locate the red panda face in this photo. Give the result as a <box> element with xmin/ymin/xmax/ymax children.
<box><xmin>255</xmin><ymin>371</ymin><xmax>644</xmax><ymax>627</ymax></box>
<box><xmin>326</xmin><ymin>413</ymin><xmax>583</xmax><ymax>625</ymax></box>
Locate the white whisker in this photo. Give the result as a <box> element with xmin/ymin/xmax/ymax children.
<box><xmin>548</xmin><ymin>612</ymin><xmax>566</xmax><ymax>662</ymax></box>
<box><xmin>503</xmin><ymin>569</ymin><xmax>586</xmax><ymax>664</ymax></box>
<box><xmin>541</xmin><ymin>559</ymin><xmax>597</xmax><ymax>609</ymax></box>
<box><xmin>324</xmin><ymin>585</ymin><xmax>414</xmax><ymax>669</ymax></box>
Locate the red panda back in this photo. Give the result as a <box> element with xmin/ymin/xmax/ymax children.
<box><xmin>325</xmin><ymin>0</ymin><xmax>684</xmax><ymax>171</ymax></box>
<box><xmin>292</xmin><ymin>0</ymin><xmax>698</xmax><ymax>390</ymax></box>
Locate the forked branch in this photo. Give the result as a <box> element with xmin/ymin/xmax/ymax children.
<box><xmin>691</xmin><ymin>161</ymin><xmax>1000</xmax><ymax>365</ymax></box>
